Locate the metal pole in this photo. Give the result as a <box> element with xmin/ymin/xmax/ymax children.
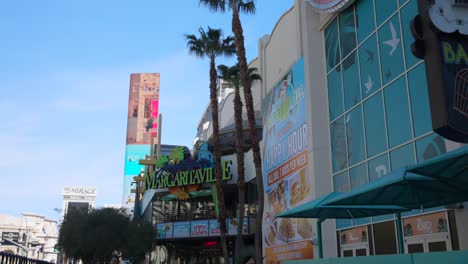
<box><xmin>157</xmin><ymin>113</ymin><xmax>162</xmax><ymax>159</ymax></box>
<box><xmin>396</xmin><ymin>212</ymin><xmax>404</xmax><ymax>254</ymax></box>
<box><xmin>317</xmin><ymin>219</ymin><xmax>324</xmax><ymax>259</ymax></box>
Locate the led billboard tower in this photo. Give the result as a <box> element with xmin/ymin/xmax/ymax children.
<box><xmin>122</xmin><ymin>73</ymin><xmax>160</xmax><ymax>211</ymax></box>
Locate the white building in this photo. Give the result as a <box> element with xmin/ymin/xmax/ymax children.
<box><xmin>0</xmin><ymin>213</ymin><xmax>58</xmax><ymax>263</ymax></box>
<box><xmin>61</xmin><ymin>187</ymin><xmax>97</xmax><ymax>220</ymax></box>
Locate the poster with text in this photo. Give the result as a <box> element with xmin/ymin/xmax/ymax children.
<box><xmin>173</xmin><ymin>222</ymin><xmax>191</xmax><ymax>238</ymax></box>
<box><xmin>262</xmin><ymin>57</ymin><xmax>315</xmax><ymax>263</ymax></box>
<box><xmin>156</xmin><ymin>223</ymin><xmax>173</xmax><ymax>239</ymax></box>
<box><xmin>209</xmin><ymin>220</ymin><xmax>221</xmax><ymax>236</ymax></box>
<box><xmin>191</xmin><ymin>220</ymin><xmax>209</xmax><ymax>237</ymax></box>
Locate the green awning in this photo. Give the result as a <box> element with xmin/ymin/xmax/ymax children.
<box><xmin>407</xmin><ymin>146</ymin><xmax>468</xmax><ymax>185</ymax></box>
<box><xmin>277</xmin><ymin>192</ymin><xmax>409</xmax><ymax>219</ymax></box>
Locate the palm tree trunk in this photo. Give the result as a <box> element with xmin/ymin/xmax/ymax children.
<box><xmin>231</xmin><ymin>7</ymin><xmax>265</xmax><ymax>263</ymax></box>
<box><xmin>234</xmin><ymin>84</ymin><xmax>246</xmax><ymax>264</ymax></box>
<box><xmin>209</xmin><ymin>56</ymin><xmax>229</xmax><ymax>263</ymax></box>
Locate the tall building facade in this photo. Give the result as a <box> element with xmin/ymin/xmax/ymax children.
<box><xmin>61</xmin><ymin>186</ymin><xmax>97</xmax><ymax>220</ymax></box>
<box><xmin>254</xmin><ymin>0</ymin><xmax>468</xmax><ymax>262</ymax></box>
<box><xmin>122</xmin><ymin>73</ymin><xmax>160</xmax><ymax>211</ymax></box>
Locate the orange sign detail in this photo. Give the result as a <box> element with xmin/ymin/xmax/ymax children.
<box><xmin>265</xmin><ymin>240</ymin><xmax>314</xmax><ymax>264</ymax></box>
<box><xmin>267</xmin><ymin>150</ymin><xmax>308</xmax><ymax>186</ymax></box>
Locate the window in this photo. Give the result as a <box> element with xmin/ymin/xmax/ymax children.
<box><xmin>346</xmin><ymin>106</ymin><xmax>366</xmax><ymax>165</ymax></box>
<box><xmin>325</xmin><ymin>18</ymin><xmax>341</xmax><ymax>73</ymax></box>
<box><xmin>379</xmin><ymin>15</ymin><xmax>405</xmax><ymax>85</ymax></box>
<box><xmin>339</xmin><ymin>7</ymin><xmax>357</xmax><ymax>59</ymax></box>
<box><xmin>415</xmin><ymin>133</ymin><xmax>447</xmax><ymax>163</ymax></box>
<box><xmin>408</xmin><ymin>63</ymin><xmax>432</xmax><ymax>137</ymax></box>
<box><xmin>390</xmin><ymin>143</ymin><xmax>415</xmax><ymax>170</ymax></box>
<box><xmin>350</xmin><ymin>163</ymin><xmax>368</xmax><ymax>190</ymax></box>
<box><xmin>364</xmin><ymin>92</ymin><xmax>387</xmax><ymax>157</ymax></box>
<box><xmin>359</xmin><ymin>34</ymin><xmax>381</xmax><ymax>98</ymax></box>
<box><xmin>331</xmin><ymin>117</ymin><xmax>348</xmax><ymax>172</ymax></box>
<box><xmin>355</xmin><ymin>0</ymin><xmax>375</xmax><ymax>43</ymax></box>
<box><xmin>343</xmin><ymin>52</ymin><xmax>361</xmax><ymax>110</ymax></box>
<box><xmin>328</xmin><ymin>68</ymin><xmax>344</xmax><ymax>121</ymax></box>
<box><xmin>384</xmin><ymin>76</ymin><xmax>412</xmax><ymax>147</ymax></box>
<box><xmin>401</xmin><ymin>0</ymin><xmax>421</xmax><ymax>69</ymax></box>
<box><xmin>375</xmin><ymin>0</ymin><xmax>398</xmax><ymax>25</ymax></box>
<box><xmin>368</xmin><ymin>154</ymin><xmax>390</xmax><ymax>182</ymax></box>
<box><xmin>334</xmin><ymin>171</ymin><xmax>350</xmax><ymax>192</ymax></box>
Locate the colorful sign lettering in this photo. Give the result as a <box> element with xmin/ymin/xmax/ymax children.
<box><xmin>191</xmin><ymin>221</ymin><xmax>209</xmax><ymax>237</ymax></box>
<box><xmin>403</xmin><ymin>212</ymin><xmax>448</xmax><ymax>237</ymax></box>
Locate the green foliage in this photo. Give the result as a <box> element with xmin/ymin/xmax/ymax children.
<box><xmin>170</xmin><ymin>146</ymin><xmax>186</xmax><ymax>164</ymax></box>
<box><xmin>58</xmin><ymin>208</ymin><xmax>155</xmax><ymax>264</ymax></box>
<box><xmin>156</xmin><ymin>155</ymin><xmax>169</xmax><ymax>168</ymax></box>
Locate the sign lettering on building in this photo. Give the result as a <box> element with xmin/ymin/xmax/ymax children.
<box><xmin>62</xmin><ymin>187</ymin><xmax>97</xmax><ymax>196</ymax></box>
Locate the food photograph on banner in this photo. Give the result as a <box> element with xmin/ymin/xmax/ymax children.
<box><xmin>262</xmin><ymin>57</ymin><xmax>315</xmax><ymax>262</ymax></box>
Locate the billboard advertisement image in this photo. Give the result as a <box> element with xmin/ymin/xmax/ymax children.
<box><xmin>123</xmin><ymin>73</ymin><xmax>160</xmax><ymax>210</ymax></box>
<box><xmin>262</xmin><ymin>58</ymin><xmax>315</xmax><ymax>263</ymax></box>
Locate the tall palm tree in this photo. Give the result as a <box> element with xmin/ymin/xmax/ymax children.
<box><xmin>185</xmin><ymin>27</ymin><xmax>235</xmax><ymax>263</ymax></box>
<box><xmin>217</xmin><ymin>64</ymin><xmax>261</xmax><ymax>263</ymax></box>
<box><xmin>199</xmin><ymin>0</ymin><xmax>264</xmax><ymax>261</ymax></box>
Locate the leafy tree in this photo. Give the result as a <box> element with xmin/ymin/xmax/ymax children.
<box><xmin>198</xmin><ymin>1</ymin><xmax>264</xmax><ymax>261</ymax></box>
<box><xmin>58</xmin><ymin>208</ymin><xmax>155</xmax><ymax>263</ymax></box>
<box><xmin>185</xmin><ymin>26</ymin><xmax>236</xmax><ymax>263</ymax></box>
<box><xmin>217</xmin><ymin>64</ymin><xmax>260</xmax><ymax>263</ymax></box>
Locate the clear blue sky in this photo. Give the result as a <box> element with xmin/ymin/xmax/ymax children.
<box><xmin>0</xmin><ymin>0</ymin><xmax>294</xmax><ymax>220</ymax></box>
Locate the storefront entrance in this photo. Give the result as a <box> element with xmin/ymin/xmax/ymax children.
<box><xmin>405</xmin><ymin>233</ymin><xmax>451</xmax><ymax>253</ymax></box>
<box><xmin>339</xmin><ymin>226</ymin><xmax>370</xmax><ymax>257</ymax></box>
<box><xmin>341</xmin><ymin>242</ymin><xmax>369</xmax><ymax>257</ymax></box>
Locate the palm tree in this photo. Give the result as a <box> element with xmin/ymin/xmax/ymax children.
<box><xmin>199</xmin><ymin>0</ymin><xmax>264</xmax><ymax>261</ymax></box>
<box><xmin>185</xmin><ymin>27</ymin><xmax>235</xmax><ymax>263</ymax></box>
<box><xmin>217</xmin><ymin>64</ymin><xmax>261</xmax><ymax>263</ymax></box>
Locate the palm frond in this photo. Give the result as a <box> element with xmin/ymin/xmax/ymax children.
<box><xmin>248</xmin><ymin>67</ymin><xmax>261</xmax><ymax>82</ymax></box>
<box><xmin>199</xmin><ymin>0</ymin><xmax>227</xmax><ymax>13</ymax></box>
<box><xmin>185</xmin><ymin>33</ymin><xmax>206</xmax><ymax>58</ymax></box>
<box><xmin>238</xmin><ymin>0</ymin><xmax>255</xmax><ymax>14</ymax></box>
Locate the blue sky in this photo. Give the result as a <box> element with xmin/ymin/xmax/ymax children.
<box><xmin>0</xmin><ymin>0</ymin><xmax>294</xmax><ymax>220</ymax></box>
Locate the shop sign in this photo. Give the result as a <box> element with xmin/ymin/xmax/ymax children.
<box><xmin>1</xmin><ymin>232</ymin><xmax>19</xmax><ymax>245</ymax></box>
<box><xmin>209</xmin><ymin>220</ymin><xmax>221</xmax><ymax>236</ymax></box>
<box><xmin>265</xmin><ymin>240</ymin><xmax>314</xmax><ymax>263</ymax></box>
<box><xmin>263</xmin><ymin>57</ymin><xmax>314</xmax><ymax>263</ymax></box>
<box><xmin>173</xmin><ymin>222</ymin><xmax>191</xmax><ymax>238</ymax></box>
<box><xmin>403</xmin><ymin>212</ymin><xmax>448</xmax><ymax>237</ymax></box>
<box><xmin>156</xmin><ymin>223</ymin><xmax>173</xmax><ymax>239</ymax></box>
<box><xmin>191</xmin><ymin>220</ymin><xmax>209</xmax><ymax>237</ymax></box>
<box><xmin>63</xmin><ymin>187</ymin><xmax>97</xmax><ymax>196</ymax></box>
<box><xmin>340</xmin><ymin>226</ymin><xmax>368</xmax><ymax>244</ymax></box>
<box><xmin>227</xmin><ymin>218</ymin><xmax>249</xmax><ymax>235</ymax></box>
<box><xmin>411</xmin><ymin>0</ymin><xmax>468</xmax><ymax>142</ymax></box>
<box><xmin>306</xmin><ymin>0</ymin><xmax>356</xmax><ymax>14</ymax></box>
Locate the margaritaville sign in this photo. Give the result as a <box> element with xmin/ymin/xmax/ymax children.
<box><xmin>145</xmin><ymin>160</ymin><xmax>233</xmax><ymax>189</ymax></box>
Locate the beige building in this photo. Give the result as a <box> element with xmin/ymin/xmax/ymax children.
<box><xmin>0</xmin><ymin>213</ymin><xmax>58</xmax><ymax>263</ymax></box>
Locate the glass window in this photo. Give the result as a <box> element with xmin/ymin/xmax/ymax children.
<box><xmin>379</xmin><ymin>15</ymin><xmax>405</xmax><ymax>85</ymax></box>
<box><xmin>355</xmin><ymin>0</ymin><xmax>375</xmax><ymax>43</ymax></box>
<box><xmin>408</xmin><ymin>63</ymin><xmax>432</xmax><ymax>137</ymax></box>
<box><xmin>339</xmin><ymin>7</ymin><xmax>357</xmax><ymax>59</ymax></box>
<box><xmin>375</xmin><ymin>0</ymin><xmax>398</xmax><ymax>26</ymax></box>
<box><xmin>333</xmin><ymin>171</ymin><xmax>349</xmax><ymax>192</ymax></box>
<box><xmin>328</xmin><ymin>68</ymin><xmax>343</xmax><ymax>121</ymax></box>
<box><xmin>359</xmin><ymin>34</ymin><xmax>381</xmax><ymax>98</ymax></box>
<box><xmin>337</xmin><ymin>219</ymin><xmax>353</xmax><ymax>230</ymax></box>
<box><xmin>364</xmin><ymin>92</ymin><xmax>387</xmax><ymax>157</ymax></box>
<box><xmin>400</xmin><ymin>0</ymin><xmax>410</xmax><ymax>6</ymax></box>
<box><xmin>331</xmin><ymin>117</ymin><xmax>348</xmax><ymax>172</ymax></box>
<box><xmin>368</xmin><ymin>154</ymin><xmax>390</xmax><ymax>182</ymax></box>
<box><xmin>400</xmin><ymin>0</ymin><xmax>421</xmax><ymax>69</ymax></box>
<box><xmin>350</xmin><ymin>163</ymin><xmax>368</xmax><ymax>190</ymax></box>
<box><xmin>373</xmin><ymin>221</ymin><xmax>398</xmax><ymax>255</ymax></box>
<box><xmin>325</xmin><ymin>18</ymin><xmax>341</xmax><ymax>73</ymax></box>
<box><xmin>343</xmin><ymin>52</ymin><xmax>361</xmax><ymax>110</ymax></box>
<box><xmin>346</xmin><ymin>106</ymin><xmax>366</xmax><ymax>165</ymax></box>
<box><xmin>384</xmin><ymin>76</ymin><xmax>412</xmax><ymax>148</ymax></box>
<box><xmin>390</xmin><ymin>143</ymin><xmax>415</xmax><ymax>170</ymax></box>
<box><xmin>415</xmin><ymin>133</ymin><xmax>447</xmax><ymax>163</ymax></box>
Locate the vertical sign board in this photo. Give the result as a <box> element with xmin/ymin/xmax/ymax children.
<box><xmin>262</xmin><ymin>58</ymin><xmax>315</xmax><ymax>263</ymax></box>
<box><xmin>122</xmin><ymin>73</ymin><xmax>160</xmax><ymax>210</ymax></box>
<box><xmin>412</xmin><ymin>0</ymin><xmax>468</xmax><ymax>142</ymax></box>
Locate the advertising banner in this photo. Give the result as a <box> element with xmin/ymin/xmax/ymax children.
<box><xmin>265</xmin><ymin>240</ymin><xmax>314</xmax><ymax>263</ymax></box>
<box><xmin>262</xmin><ymin>58</ymin><xmax>315</xmax><ymax>263</ymax></box>
<box><xmin>227</xmin><ymin>218</ymin><xmax>249</xmax><ymax>235</ymax></box>
<box><xmin>340</xmin><ymin>226</ymin><xmax>368</xmax><ymax>244</ymax></box>
<box><xmin>173</xmin><ymin>222</ymin><xmax>191</xmax><ymax>238</ymax></box>
<box><xmin>1</xmin><ymin>232</ymin><xmax>19</xmax><ymax>245</ymax></box>
<box><xmin>122</xmin><ymin>144</ymin><xmax>151</xmax><ymax>208</ymax></box>
<box><xmin>156</xmin><ymin>223</ymin><xmax>173</xmax><ymax>239</ymax></box>
<box><xmin>191</xmin><ymin>220</ymin><xmax>209</xmax><ymax>237</ymax></box>
<box><xmin>403</xmin><ymin>211</ymin><xmax>448</xmax><ymax>237</ymax></box>
<box><xmin>209</xmin><ymin>220</ymin><xmax>221</xmax><ymax>237</ymax></box>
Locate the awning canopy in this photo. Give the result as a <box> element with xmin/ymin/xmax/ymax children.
<box><xmin>277</xmin><ymin>192</ymin><xmax>409</xmax><ymax>219</ymax></box>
